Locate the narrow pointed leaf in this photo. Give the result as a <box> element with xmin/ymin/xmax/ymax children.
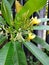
<box><xmin>7</xmin><ymin>0</ymin><xmax>14</xmax><ymax>7</ymax></box>
<box><xmin>13</xmin><ymin>41</ymin><xmax>27</xmax><ymax>65</ymax></box>
<box><xmin>0</xmin><ymin>16</ymin><xmax>6</xmax><ymax>25</ymax></box>
<box><xmin>23</xmin><ymin>41</ymin><xmax>49</xmax><ymax>65</ymax></box>
<box><xmin>0</xmin><ymin>42</ymin><xmax>14</xmax><ymax>65</ymax></box>
<box><xmin>1</xmin><ymin>0</ymin><xmax>13</xmax><ymax>25</ymax></box>
<box><xmin>15</xmin><ymin>0</ymin><xmax>47</xmax><ymax>18</ymax></box>
<box><xmin>33</xmin><ymin>25</ymin><xmax>49</xmax><ymax>30</ymax></box>
<box><xmin>15</xmin><ymin>0</ymin><xmax>47</xmax><ymax>30</ymax></box>
<box><xmin>33</xmin><ymin>36</ymin><xmax>49</xmax><ymax>51</ymax></box>
<box><xmin>0</xmin><ymin>35</ymin><xmax>7</xmax><ymax>45</ymax></box>
<box><xmin>40</xmin><ymin>18</ymin><xmax>49</xmax><ymax>22</ymax></box>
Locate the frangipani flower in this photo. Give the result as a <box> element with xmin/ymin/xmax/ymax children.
<box><xmin>31</xmin><ymin>17</ymin><xmax>41</xmax><ymax>25</ymax></box>
<box><xmin>27</xmin><ymin>32</ymin><xmax>36</xmax><ymax>41</ymax></box>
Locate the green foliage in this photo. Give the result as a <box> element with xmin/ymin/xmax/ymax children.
<box><xmin>33</xmin><ymin>36</ymin><xmax>49</xmax><ymax>51</ymax></box>
<box><xmin>7</xmin><ymin>0</ymin><xmax>14</xmax><ymax>7</ymax></box>
<box><xmin>0</xmin><ymin>35</ymin><xmax>7</xmax><ymax>45</ymax></box>
<box><xmin>12</xmin><ymin>41</ymin><xmax>27</xmax><ymax>65</ymax></box>
<box><xmin>0</xmin><ymin>4</ymin><xmax>1</xmax><ymax>10</ymax></box>
<box><xmin>1</xmin><ymin>0</ymin><xmax>13</xmax><ymax>25</ymax></box>
<box><xmin>15</xmin><ymin>0</ymin><xmax>47</xmax><ymax>30</ymax></box>
<box><xmin>23</xmin><ymin>41</ymin><xmax>49</xmax><ymax>65</ymax></box>
<box><xmin>0</xmin><ymin>42</ymin><xmax>14</xmax><ymax>65</ymax></box>
<box><xmin>33</xmin><ymin>25</ymin><xmax>49</xmax><ymax>30</ymax></box>
<box><xmin>0</xmin><ymin>0</ymin><xmax>49</xmax><ymax>65</ymax></box>
<box><xmin>0</xmin><ymin>16</ymin><xmax>6</xmax><ymax>25</ymax></box>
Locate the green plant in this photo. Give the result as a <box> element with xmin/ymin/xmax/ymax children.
<box><xmin>0</xmin><ymin>0</ymin><xmax>49</xmax><ymax>65</ymax></box>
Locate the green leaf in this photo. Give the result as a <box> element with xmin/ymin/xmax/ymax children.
<box><xmin>15</xmin><ymin>0</ymin><xmax>47</xmax><ymax>18</ymax></box>
<box><xmin>15</xmin><ymin>0</ymin><xmax>47</xmax><ymax>30</ymax></box>
<box><xmin>7</xmin><ymin>0</ymin><xmax>14</xmax><ymax>7</ymax></box>
<box><xmin>0</xmin><ymin>16</ymin><xmax>6</xmax><ymax>25</ymax></box>
<box><xmin>0</xmin><ymin>42</ymin><xmax>14</xmax><ymax>65</ymax></box>
<box><xmin>33</xmin><ymin>36</ymin><xmax>49</xmax><ymax>51</ymax></box>
<box><xmin>23</xmin><ymin>41</ymin><xmax>49</xmax><ymax>65</ymax></box>
<box><xmin>40</xmin><ymin>18</ymin><xmax>49</xmax><ymax>22</ymax></box>
<box><xmin>33</xmin><ymin>25</ymin><xmax>49</xmax><ymax>30</ymax></box>
<box><xmin>0</xmin><ymin>35</ymin><xmax>7</xmax><ymax>45</ymax></box>
<box><xmin>13</xmin><ymin>41</ymin><xmax>27</xmax><ymax>65</ymax></box>
<box><xmin>1</xmin><ymin>0</ymin><xmax>13</xmax><ymax>25</ymax></box>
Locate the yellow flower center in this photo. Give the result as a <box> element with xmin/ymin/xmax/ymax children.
<box><xmin>27</xmin><ymin>32</ymin><xmax>36</xmax><ymax>41</ymax></box>
<box><xmin>31</xmin><ymin>17</ymin><xmax>41</xmax><ymax>25</ymax></box>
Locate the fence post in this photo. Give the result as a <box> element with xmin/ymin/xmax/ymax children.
<box><xmin>46</xmin><ymin>0</ymin><xmax>49</xmax><ymax>44</ymax></box>
<box><xmin>38</xmin><ymin>6</ymin><xmax>46</xmax><ymax>49</ymax></box>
